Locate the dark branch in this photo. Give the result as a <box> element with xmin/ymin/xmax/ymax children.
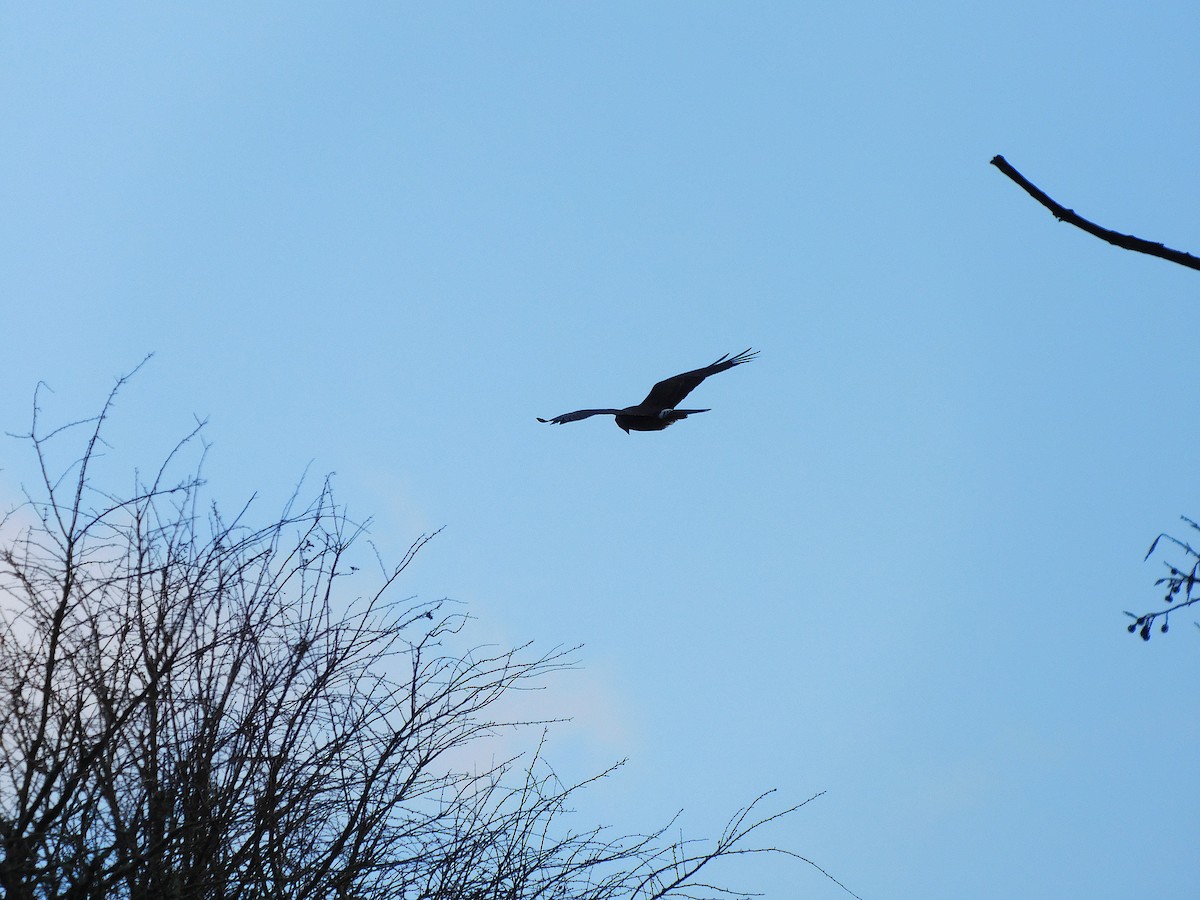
<box><xmin>1127</xmin><ymin>516</ymin><xmax>1200</xmax><ymax>641</ymax></box>
<box><xmin>990</xmin><ymin>154</ymin><xmax>1200</xmax><ymax>271</ymax></box>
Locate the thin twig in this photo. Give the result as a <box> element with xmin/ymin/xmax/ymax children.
<box><xmin>990</xmin><ymin>155</ymin><xmax>1200</xmax><ymax>271</ymax></box>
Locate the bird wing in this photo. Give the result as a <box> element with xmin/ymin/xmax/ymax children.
<box><xmin>638</xmin><ymin>348</ymin><xmax>759</xmax><ymax>410</ymax></box>
<box><xmin>536</xmin><ymin>409</ymin><xmax>623</xmax><ymax>425</ymax></box>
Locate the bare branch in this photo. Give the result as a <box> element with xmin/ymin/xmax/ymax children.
<box><xmin>1126</xmin><ymin>516</ymin><xmax>1200</xmax><ymax>641</ymax></box>
<box><xmin>990</xmin><ymin>154</ymin><xmax>1200</xmax><ymax>271</ymax></box>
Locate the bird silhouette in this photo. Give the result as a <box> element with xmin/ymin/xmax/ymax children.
<box><xmin>537</xmin><ymin>349</ymin><xmax>758</xmax><ymax>434</ymax></box>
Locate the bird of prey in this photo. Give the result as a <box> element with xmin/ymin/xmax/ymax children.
<box><xmin>537</xmin><ymin>349</ymin><xmax>759</xmax><ymax>434</ymax></box>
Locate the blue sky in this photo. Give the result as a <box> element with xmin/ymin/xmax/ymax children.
<box><xmin>3</xmin><ymin>3</ymin><xmax>1200</xmax><ymax>897</ymax></box>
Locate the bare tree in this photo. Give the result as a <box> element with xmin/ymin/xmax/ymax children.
<box><xmin>991</xmin><ymin>154</ymin><xmax>1199</xmax><ymax>640</ymax></box>
<box><xmin>0</xmin><ymin>371</ymin><xmax>856</xmax><ymax>899</ymax></box>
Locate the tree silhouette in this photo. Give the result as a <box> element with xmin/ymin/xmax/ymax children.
<box><xmin>0</xmin><ymin>369</ymin><xmax>856</xmax><ymax>899</ymax></box>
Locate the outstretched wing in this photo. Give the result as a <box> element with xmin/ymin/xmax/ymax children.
<box><xmin>639</xmin><ymin>348</ymin><xmax>759</xmax><ymax>410</ymax></box>
<box><xmin>536</xmin><ymin>408</ymin><xmax>623</xmax><ymax>425</ymax></box>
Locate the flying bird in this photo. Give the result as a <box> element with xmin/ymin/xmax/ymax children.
<box><xmin>537</xmin><ymin>348</ymin><xmax>759</xmax><ymax>434</ymax></box>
